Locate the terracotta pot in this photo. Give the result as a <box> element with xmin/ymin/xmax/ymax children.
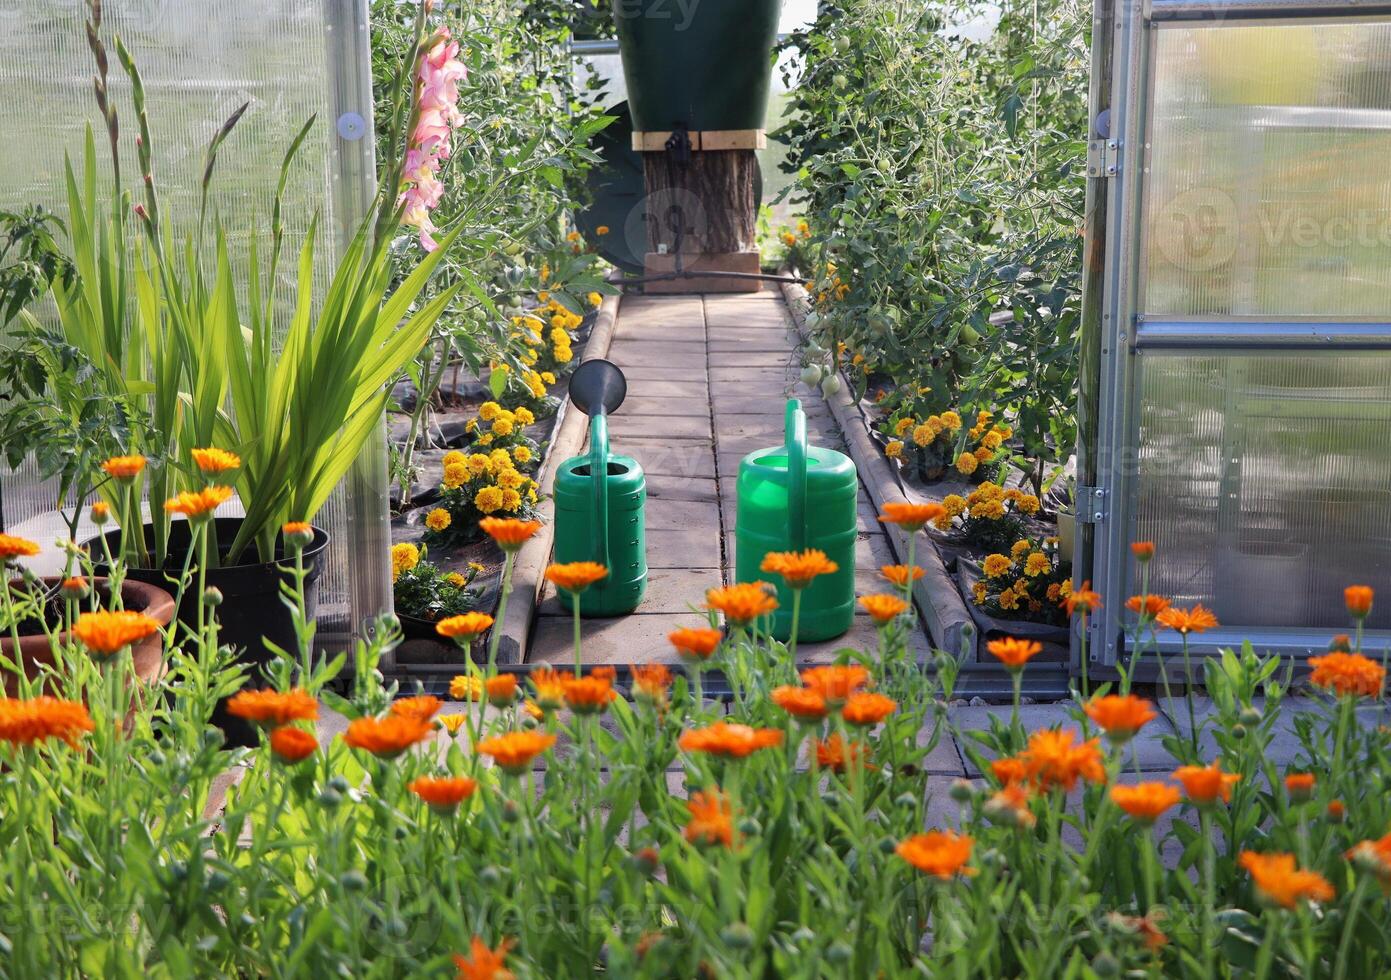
<box><xmin>1</xmin><ymin>577</ymin><xmax>176</xmax><ymax>697</ymax></box>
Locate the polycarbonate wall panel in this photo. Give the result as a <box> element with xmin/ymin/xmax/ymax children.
<box><xmin>0</xmin><ymin>2</ymin><xmax>381</xmax><ymax>637</ymax></box>
<box><xmin>1142</xmin><ymin>21</ymin><xmax>1391</xmax><ymax>319</ymax></box>
<box><xmin>1130</xmin><ymin>351</ymin><xmax>1391</xmax><ymax>632</ymax></box>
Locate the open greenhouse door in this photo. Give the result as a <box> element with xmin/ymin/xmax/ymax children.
<box><xmin>1080</xmin><ymin>0</ymin><xmax>1391</xmax><ymax>673</ymax></box>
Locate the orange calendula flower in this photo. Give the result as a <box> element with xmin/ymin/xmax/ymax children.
<box><xmin>1308</xmin><ymin>651</ymin><xmax>1384</xmax><ymax>698</ymax></box>
<box><xmin>631</xmin><ymin>663</ymin><xmax>672</xmax><ymax>703</ymax></box>
<box><xmin>1239</xmin><ymin>851</ymin><xmax>1335</xmax><ymax>908</ymax></box>
<box><xmin>70</xmin><ymin>609</ymin><xmax>162</xmax><ymax>656</ymax></box>
<box><xmin>800</xmin><ymin>664</ymin><xmax>870</xmax><ymax>705</ymax></box>
<box><xmin>60</xmin><ymin>576</ymin><xmax>89</xmax><ymax>599</ymax></box>
<box><xmin>880</xmin><ymin>564</ymin><xmax>925</xmax><ymax>588</ymax></box>
<box><xmin>669</xmin><ymin>627</ymin><xmax>722</xmax><ymax>660</ymax></box>
<box><xmin>562</xmin><ymin>672</ymin><xmax>618</xmax><ymax>714</ymax></box>
<box><xmin>983</xmin><ymin>782</ymin><xmax>1036</xmax><ymax>829</ymax></box>
<box><xmin>0</xmin><ymin>534</ymin><xmax>41</xmax><ymax>561</ymax></box>
<box><xmin>1347</xmin><ymin>832</ymin><xmax>1391</xmax><ymax>887</ymax></box>
<box><xmin>90</xmin><ymin>501</ymin><xmax>110</xmax><ymax>525</ymax></box>
<box><xmin>452</xmin><ymin>936</ymin><xmax>515</xmax><ymax>980</ymax></box>
<box><xmin>0</xmin><ymin>696</ymin><xmax>95</xmax><ymax>747</ymax></box>
<box><xmin>343</xmin><ymin>715</ymin><xmax>432</xmax><ymax>759</ymax></box>
<box><xmin>390</xmin><ymin>695</ymin><xmax>442</xmax><ymax>722</ymax></box>
<box><xmin>450</xmin><ymin>674</ymin><xmax>484</xmax><ymax>701</ymax></box>
<box><xmin>101</xmin><ymin>454</ymin><xmax>146</xmax><ymax>480</ymax></box>
<box><xmin>991</xmin><ymin>757</ymin><xmax>1029</xmax><ymax>786</ymax></box>
<box><xmin>1344</xmin><ymin>584</ymin><xmax>1374</xmax><ymax>618</ymax></box>
<box><xmin>1113</xmin><ymin>913</ymin><xmax>1168</xmax><ymax>951</ymax></box>
<box><xmin>1126</xmin><ymin>594</ymin><xmax>1171</xmax><ymax>618</ymax></box>
<box><xmin>268</xmin><ymin>726</ymin><xmax>318</xmax><ymax>764</ymax></box>
<box><xmin>771</xmin><ymin>685</ymin><xmax>828</xmax><ymax>722</ymax></box>
<box><xmin>545</xmin><ymin>561</ymin><xmax>609</xmax><ymax>594</ymax></box>
<box><xmin>190</xmin><ymin>447</ymin><xmax>240</xmax><ymax>474</ymax></box>
<box><xmin>282</xmin><ymin>521</ymin><xmax>312</xmax><ymax>538</ymax></box>
<box><xmin>477</xmin><ymin>730</ymin><xmax>556</xmax><ymax>775</ymax></box>
<box><xmin>480</xmin><ymin>517</ymin><xmax>542</xmax><ymax>552</ymax></box>
<box><xmin>1130</xmin><ymin>541</ymin><xmax>1155</xmax><ymax>562</ymax></box>
<box><xmin>685</xmin><ymin>789</ymin><xmax>735</xmax><ymax>848</ymax></box>
<box><xmin>1084</xmin><ymin>694</ymin><xmax>1157</xmax><ymax>742</ymax></box>
<box><xmin>760</xmin><ymin>548</ymin><xmax>838</xmax><ymax>588</ymax></box>
<box><xmin>842</xmin><ymin>691</ymin><xmax>897</xmax><ymax>726</ymax></box>
<box><xmin>1063</xmin><ymin>580</ymin><xmax>1102</xmax><ymax>616</ymax></box>
<box><xmin>163</xmin><ymin>485</ymin><xmax>233</xmax><ymax>520</ymax></box>
<box><xmin>409</xmin><ymin>775</ymin><xmax>479</xmax><ymax>813</ymax></box>
<box><xmin>1284</xmin><ymin>772</ymin><xmax>1316</xmax><ymax>801</ymax></box>
<box><xmin>878</xmin><ymin>500</ymin><xmax>946</xmax><ymax>531</ymax></box>
<box><xmin>896</xmin><ymin>831</ymin><xmax>975</xmax><ymax>879</ymax></box>
<box><xmin>437</xmin><ymin>612</ymin><xmax>494</xmax><ymax>642</ymax></box>
<box><xmin>705</xmin><ymin>582</ymin><xmax>778</xmax><ymax>625</ymax></box>
<box><xmin>859</xmin><ymin>593</ymin><xmax>909</xmax><ymax>625</ymax></box>
<box><xmin>437</xmin><ymin>714</ymin><xmax>468</xmax><ymax>736</ymax></box>
<box><xmin>1156</xmin><ymin>604</ymin><xmax>1219</xmax><ymax>635</ymax></box>
<box><xmin>814</xmin><ymin>733</ymin><xmax>872</xmax><ymax>773</ymax></box>
<box><xmin>1327</xmin><ymin>800</ymin><xmax>1346</xmax><ymax>823</ymax></box>
<box><xmin>227</xmin><ymin>688</ymin><xmax>319</xmax><ymax>727</ymax></box>
<box><xmin>1173</xmin><ymin>762</ymin><xmax>1240</xmax><ymax>805</ymax></box>
<box><xmin>678</xmin><ymin>721</ymin><xmax>783</xmax><ymax>758</ymax></box>
<box><xmin>1110</xmin><ymin>782</ymin><xmax>1181</xmax><ymax>825</ymax></box>
<box><xmin>485</xmin><ymin>674</ymin><xmax>518</xmax><ymax>706</ymax></box>
<box><xmin>1020</xmin><ymin>728</ymin><xmax>1106</xmax><ymax>792</ymax></box>
<box><xmin>986</xmin><ymin>636</ymin><xmax>1042</xmax><ymax>671</ymax></box>
<box><xmin>529</xmin><ymin>668</ymin><xmax>566</xmax><ymax>711</ymax></box>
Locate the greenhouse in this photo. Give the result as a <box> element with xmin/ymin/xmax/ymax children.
<box><xmin>0</xmin><ymin>0</ymin><xmax>1388</xmax><ymax>975</ymax></box>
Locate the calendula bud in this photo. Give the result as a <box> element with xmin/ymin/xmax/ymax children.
<box><xmin>1238</xmin><ymin>706</ymin><xmax>1262</xmax><ymax>727</ymax></box>
<box><xmin>949</xmin><ymin>778</ymin><xmax>974</xmax><ymax>802</ymax></box>
<box><xmin>203</xmin><ymin>586</ymin><xmax>223</xmax><ymax>607</ymax></box>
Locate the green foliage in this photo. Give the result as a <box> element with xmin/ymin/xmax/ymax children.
<box><xmin>392</xmin><ymin>546</ymin><xmax>479</xmax><ymax>621</ymax></box>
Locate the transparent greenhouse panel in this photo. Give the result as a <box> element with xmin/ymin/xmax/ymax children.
<box><xmin>1130</xmin><ymin>351</ymin><xmax>1391</xmax><ymax>632</ymax></box>
<box><xmin>0</xmin><ymin>1</ymin><xmax>383</xmax><ymax>640</ymax></box>
<box><xmin>1142</xmin><ymin>22</ymin><xmax>1391</xmax><ymax>319</ymax></box>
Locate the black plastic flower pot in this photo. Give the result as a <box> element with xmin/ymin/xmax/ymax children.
<box><xmin>88</xmin><ymin>516</ymin><xmax>330</xmax><ymax>747</ymax></box>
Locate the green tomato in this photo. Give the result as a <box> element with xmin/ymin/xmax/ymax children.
<box><xmin>821</xmin><ymin>374</ymin><xmax>843</xmax><ymax>398</ymax></box>
<box><xmin>800</xmin><ymin>364</ymin><xmax>823</xmax><ymax>386</ymax></box>
<box><xmin>959</xmin><ymin>324</ymin><xmax>982</xmax><ymax>346</ymax></box>
<box><xmin>833</xmin><ymin>36</ymin><xmax>851</xmax><ymax>53</ymax></box>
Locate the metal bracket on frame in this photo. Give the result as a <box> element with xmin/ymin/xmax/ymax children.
<box><xmin>1087</xmin><ymin>139</ymin><xmax>1121</xmax><ymax>178</ymax></box>
<box><xmin>1075</xmin><ymin>485</ymin><xmax>1108</xmax><ymax>525</ymax></box>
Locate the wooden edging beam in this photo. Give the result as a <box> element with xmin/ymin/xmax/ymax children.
<box><xmin>493</xmin><ymin>293</ymin><xmax>623</xmax><ymax>665</ymax></box>
<box><xmin>631</xmin><ymin>129</ymin><xmax>767</xmax><ymax>152</ymax></box>
<box><xmin>778</xmin><ymin>281</ymin><xmax>979</xmax><ymax>662</ymax></box>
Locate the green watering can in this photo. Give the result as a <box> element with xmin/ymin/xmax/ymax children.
<box><xmin>735</xmin><ymin>399</ymin><xmax>858</xmax><ymax>642</ymax></box>
<box><xmin>553</xmin><ymin>359</ymin><xmax>647</xmax><ymax>617</ymax></box>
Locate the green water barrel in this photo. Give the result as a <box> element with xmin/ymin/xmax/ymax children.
<box><xmin>613</xmin><ymin>0</ymin><xmax>783</xmax><ymax>133</ymax></box>
<box><xmin>735</xmin><ymin>400</ymin><xmax>858</xmax><ymax>642</ymax></box>
<box><xmin>553</xmin><ymin>414</ymin><xmax>647</xmax><ymax>617</ymax></box>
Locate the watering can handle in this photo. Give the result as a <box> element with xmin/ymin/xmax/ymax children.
<box><xmin>589</xmin><ymin>414</ymin><xmax>610</xmax><ymax>571</ymax></box>
<box><xmin>785</xmin><ymin>399</ymin><xmax>807</xmax><ymax>551</ymax></box>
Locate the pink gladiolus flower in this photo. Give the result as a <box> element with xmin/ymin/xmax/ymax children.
<box><xmin>396</xmin><ymin>24</ymin><xmax>467</xmax><ymax>251</ymax></box>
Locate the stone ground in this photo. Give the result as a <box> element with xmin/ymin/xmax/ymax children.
<box><xmin>526</xmin><ymin>290</ymin><xmax>932</xmax><ymax>667</ymax></box>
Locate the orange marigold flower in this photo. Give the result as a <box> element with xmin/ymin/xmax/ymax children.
<box><xmin>562</xmin><ymin>672</ymin><xmax>618</xmax><ymax>714</ymax></box>
<box><xmin>545</xmin><ymin>561</ymin><xmax>608</xmax><ymax>593</ymax></box>
<box><xmin>101</xmin><ymin>454</ymin><xmax>146</xmax><ymax>480</ymax></box>
<box><xmin>631</xmin><ymin>663</ymin><xmax>672</xmax><ymax>703</ymax></box>
<box><xmin>983</xmin><ymin>782</ymin><xmax>1036</xmax><ymax>829</ymax></box>
<box><xmin>480</xmin><ymin>517</ymin><xmax>542</xmax><ymax>552</ymax></box>
<box><xmin>1084</xmin><ymin>694</ymin><xmax>1157</xmax><ymax>742</ymax></box>
<box><xmin>986</xmin><ymin>636</ymin><xmax>1042</xmax><ymax>670</ymax></box>
<box><xmin>485</xmin><ymin>674</ymin><xmax>518</xmax><ymax>706</ymax></box>
<box><xmin>71</xmin><ymin>609</ymin><xmax>162</xmax><ymax>656</ymax></box>
<box><xmin>814</xmin><ymin>733</ymin><xmax>873</xmax><ymax>773</ymax></box>
<box><xmin>1308</xmin><ymin>651</ymin><xmax>1384</xmax><ymax>698</ymax></box>
<box><xmin>859</xmin><ymin>593</ymin><xmax>909</xmax><ymax>625</ymax></box>
<box><xmin>678</xmin><ymin>721</ymin><xmax>783</xmax><ymax>758</ymax></box>
<box><xmin>1344</xmin><ymin>585</ymin><xmax>1374</xmax><ymax>618</ymax></box>
<box><xmin>1063</xmin><ymin>580</ymin><xmax>1102</xmax><ymax>616</ymax></box>
<box><xmin>191</xmin><ymin>447</ymin><xmax>240</xmax><ymax>474</ymax></box>
<box><xmin>163</xmin><ymin>485</ymin><xmax>233</xmax><ymax>519</ymax></box>
<box><xmin>881</xmin><ymin>564</ymin><xmax>925</xmax><ymax>588</ymax></box>
<box><xmin>1110</xmin><ymin>782</ymin><xmax>1181</xmax><ymax>825</ymax></box>
<box><xmin>1239</xmin><ymin>851</ymin><xmax>1335</xmax><ymax>908</ymax></box>
<box><xmin>771</xmin><ymin>685</ymin><xmax>828</xmax><ymax>722</ymax></box>
<box><xmin>760</xmin><ymin>548</ymin><xmax>839</xmax><ymax>589</ymax></box>
<box><xmin>705</xmin><ymin>582</ymin><xmax>778</xmax><ymax>625</ymax></box>
<box><xmin>452</xmin><ymin>936</ymin><xmax>515</xmax><ymax>980</ymax></box>
<box><xmin>529</xmin><ymin>668</ymin><xmax>566</xmax><ymax>711</ymax></box>
<box><xmin>1285</xmin><ymin>772</ymin><xmax>1316</xmax><ymax>801</ymax></box>
<box><xmin>1347</xmin><ymin>832</ymin><xmax>1391</xmax><ymax>886</ymax></box>
<box><xmin>896</xmin><ymin>831</ymin><xmax>975</xmax><ymax>879</ymax></box>
<box><xmin>409</xmin><ymin>775</ymin><xmax>479</xmax><ymax>813</ymax></box>
<box><xmin>878</xmin><ymin>500</ymin><xmax>946</xmax><ymax>531</ymax></box>
<box><xmin>0</xmin><ymin>696</ymin><xmax>95</xmax><ymax>748</ymax></box>
<box><xmin>685</xmin><ymin>789</ymin><xmax>735</xmax><ymax>848</ymax></box>
<box><xmin>1156</xmin><ymin>604</ymin><xmax>1219</xmax><ymax>635</ymax></box>
<box><xmin>227</xmin><ymin>688</ymin><xmax>319</xmax><ymax>727</ymax></box>
<box><xmin>800</xmin><ymin>664</ymin><xmax>870</xmax><ymax>705</ymax></box>
<box><xmin>477</xmin><ymin>730</ymin><xmax>556</xmax><ymax>774</ymax></box>
<box><xmin>842</xmin><ymin>691</ymin><xmax>897</xmax><ymax>726</ymax></box>
<box><xmin>268</xmin><ymin>726</ymin><xmax>318</xmax><ymax>764</ymax></box>
<box><xmin>1130</xmin><ymin>541</ymin><xmax>1155</xmax><ymax>562</ymax></box>
<box><xmin>390</xmin><ymin>695</ymin><xmax>442</xmax><ymax>722</ymax></box>
<box><xmin>344</xmin><ymin>715</ymin><xmax>432</xmax><ymax>759</ymax></box>
<box><xmin>669</xmin><ymin>627</ymin><xmax>722</xmax><ymax>660</ymax></box>
<box><xmin>0</xmin><ymin>534</ymin><xmax>41</xmax><ymax>561</ymax></box>
<box><xmin>1126</xmin><ymin>594</ymin><xmax>1171</xmax><ymax>618</ymax></box>
<box><xmin>991</xmin><ymin>757</ymin><xmax>1029</xmax><ymax>786</ymax></box>
<box><xmin>1020</xmin><ymin>728</ymin><xmax>1106</xmax><ymax>792</ymax></box>
<box><xmin>437</xmin><ymin>612</ymin><xmax>494</xmax><ymax>641</ymax></box>
<box><xmin>1173</xmin><ymin>762</ymin><xmax>1240</xmax><ymax>805</ymax></box>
